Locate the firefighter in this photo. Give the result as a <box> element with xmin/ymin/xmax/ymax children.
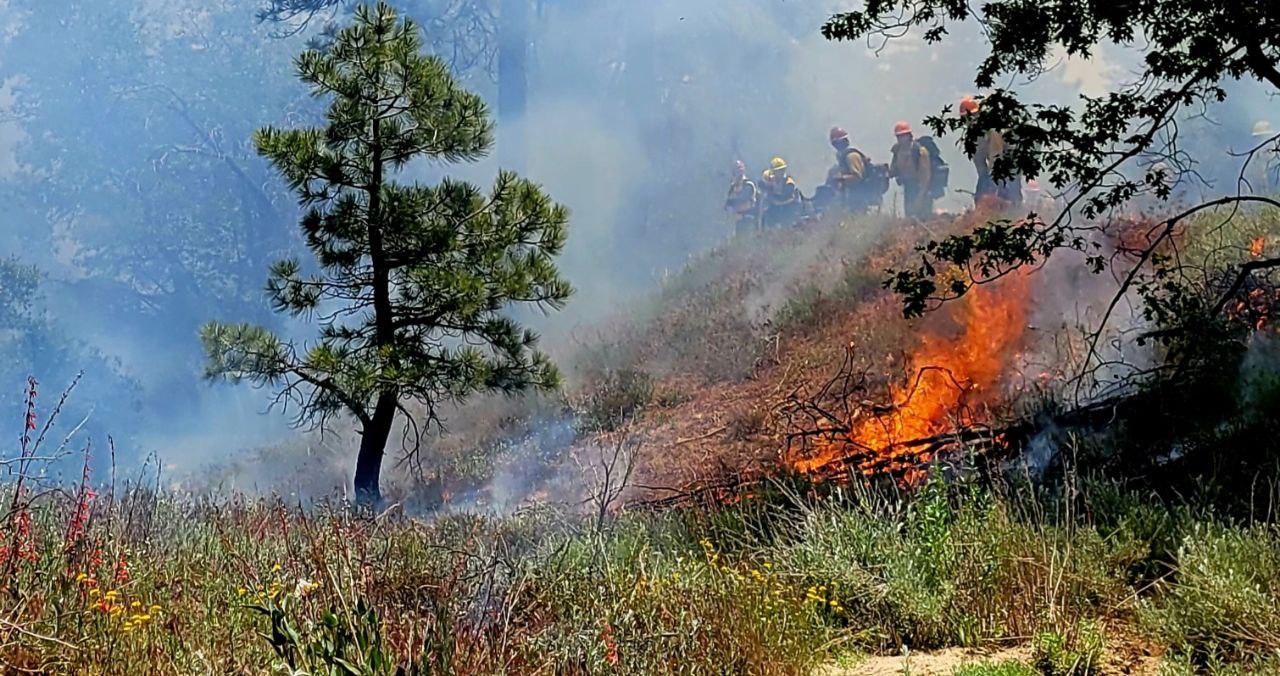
<box><xmin>724</xmin><ymin>159</ymin><xmax>759</xmax><ymax>235</ymax></box>
<box><xmin>961</xmin><ymin>96</ymin><xmax>1022</xmax><ymax>208</ymax></box>
<box><xmin>888</xmin><ymin>121</ymin><xmax>934</xmax><ymax>219</ymax></box>
<box><xmin>761</xmin><ymin>156</ymin><xmax>803</xmax><ymax>228</ymax></box>
<box><xmin>826</xmin><ymin>126</ymin><xmax>869</xmax><ymax>212</ymax></box>
<box><xmin>1250</xmin><ymin>120</ymin><xmax>1279</xmax><ymax>194</ymax></box>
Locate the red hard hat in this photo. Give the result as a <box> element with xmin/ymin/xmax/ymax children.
<box><xmin>893</xmin><ymin>121</ymin><xmax>912</xmax><ymax>136</ymax></box>
<box><xmin>829</xmin><ymin>126</ymin><xmax>849</xmax><ymax>143</ymax></box>
<box><xmin>959</xmin><ymin>96</ymin><xmax>979</xmax><ymax>115</ymax></box>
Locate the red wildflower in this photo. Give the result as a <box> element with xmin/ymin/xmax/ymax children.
<box><xmin>113</xmin><ymin>554</ymin><xmax>129</xmax><ymax>584</ymax></box>
<box><xmin>600</xmin><ymin>621</ymin><xmax>619</xmax><ymax>667</ymax></box>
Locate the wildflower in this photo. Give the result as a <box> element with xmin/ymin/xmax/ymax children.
<box><xmin>294</xmin><ymin>578</ymin><xmax>320</xmax><ymax>598</ymax></box>
<box><xmin>236</xmin><ymin>587</ymin><xmax>247</xmax><ymax>596</ymax></box>
<box><xmin>63</xmin><ymin>459</ymin><xmax>96</xmax><ymax>552</ymax></box>
<box><xmin>89</xmin><ymin>588</ymin><xmax>101</xmax><ymax>598</ymax></box>
<box><xmin>75</xmin><ymin>573</ymin><xmax>88</xmax><ymax>583</ymax></box>
<box><xmin>270</xmin><ymin>563</ymin><xmax>283</xmax><ymax>574</ymax></box>
<box><xmin>149</xmin><ymin>605</ymin><xmax>162</xmax><ymax>615</ymax></box>
<box><xmin>600</xmin><ymin>621</ymin><xmax>620</xmax><ymax>667</ymax></box>
<box><xmin>131</xmin><ymin>600</ymin><xmax>142</xmax><ymax>609</ymax></box>
<box><xmin>113</xmin><ymin>555</ymin><xmax>129</xmax><ymax>584</ymax></box>
<box><xmin>5</xmin><ymin>506</ymin><xmax>37</xmax><ymax>563</ymax></box>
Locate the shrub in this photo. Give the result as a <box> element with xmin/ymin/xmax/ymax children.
<box><xmin>1141</xmin><ymin>523</ymin><xmax>1280</xmax><ymax>663</ymax></box>
<box><xmin>1032</xmin><ymin>619</ymin><xmax>1105</xmax><ymax>675</ymax></box>
<box><xmin>953</xmin><ymin>660</ymin><xmax>1039</xmax><ymax>676</ymax></box>
<box><xmin>513</xmin><ymin>517</ymin><xmax>829</xmax><ymax>674</ymax></box>
<box><xmin>576</xmin><ymin>368</ymin><xmax>655</xmax><ymax>431</ymax></box>
<box><xmin>775</xmin><ymin>476</ymin><xmax>1138</xmax><ymax>651</ymax></box>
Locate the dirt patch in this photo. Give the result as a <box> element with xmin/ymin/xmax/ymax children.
<box><xmin>817</xmin><ymin>646</ymin><xmax>1033</xmax><ymax>675</ymax></box>
<box><xmin>816</xmin><ymin>628</ymin><xmax>1165</xmax><ymax>676</ymax></box>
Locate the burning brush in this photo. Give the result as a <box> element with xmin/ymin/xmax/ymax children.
<box><xmin>784</xmin><ymin>272</ymin><xmax>1034</xmax><ymax>483</ymax></box>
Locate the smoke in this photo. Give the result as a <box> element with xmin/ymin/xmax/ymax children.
<box><xmin>1022</xmin><ymin>421</ymin><xmax>1061</xmax><ymax>479</ymax></box>
<box><xmin>0</xmin><ymin>0</ymin><xmax>1189</xmax><ymax>491</ymax></box>
<box><xmin>1239</xmin><ymin>333</ymin><xmax>1280</xmax><ymax>417</ymax></box>
<box><xmin>426</xmin><ymin>412</ymin><xmax>580</xmax><ymax>515</ymax></box>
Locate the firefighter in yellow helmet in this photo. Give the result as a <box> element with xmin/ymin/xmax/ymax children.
<box><xmin>761</xmin><ymin>156</ymin><xmax>803</xmax><ymax>228</ymax></box>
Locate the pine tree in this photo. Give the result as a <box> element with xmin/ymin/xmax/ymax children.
<box><xmin>202</xmin><ymin>2</ymin><xmax>571</xmax><ymax>504</ymax></box>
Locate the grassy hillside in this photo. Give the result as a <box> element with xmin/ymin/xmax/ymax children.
<box><xmin>3</xmin><ymin>465</ymin><xmax>1280</xmax><ymax>673</ymax></box>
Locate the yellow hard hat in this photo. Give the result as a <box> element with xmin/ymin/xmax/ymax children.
<box><xmin>770</xmin><ymin>157</ymin><xmax>788</xmax><ymax>172</ymax></box>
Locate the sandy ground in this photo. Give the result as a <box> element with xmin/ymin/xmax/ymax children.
<box><xmin>816</xmin><ymin>640</ymin><xmax>1163</xmax><ymax>675</ymax></box>
<box><xmin>816</xmin><ymin>646</ymin><xmax>1034</xmax><ymax>676</ymax></box>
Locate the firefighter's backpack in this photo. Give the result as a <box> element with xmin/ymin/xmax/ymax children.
<box><xmin>915</xmin><ymin>136</ymin><xmax>950</xmax><ymax>199</ymax></box>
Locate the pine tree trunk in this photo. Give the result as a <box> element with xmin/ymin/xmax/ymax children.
<box><xmin>355</xmin><ymin>112</ymin><xmax>394</xmax><ymax>507</ymax></box>
<box><xmin>353</xmin><ymin>391</ymin><xmax>397</xmax><ymax>505</ymax></box>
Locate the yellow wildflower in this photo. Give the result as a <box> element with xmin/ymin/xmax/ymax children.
<box><xmin>294</xmin><ymin>578</ymin><xmax>320</xmax><ymax>598</ymax></box>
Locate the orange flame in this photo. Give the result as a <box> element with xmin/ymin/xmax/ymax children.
<box><xmin>792</xmin><ymin>272</ymin><xmax>1032</xmax><ymax>478</ymax></box>
<box><xmin>1250</xmin><ymin>237</ymin><xmax>1266</xmax><ymax>258</ymax></box>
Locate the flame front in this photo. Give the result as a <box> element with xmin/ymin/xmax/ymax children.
<box><xmin>791</xmin><ymin>272</ymin><xmax>1032</xmax><ymax>479</ymax></box>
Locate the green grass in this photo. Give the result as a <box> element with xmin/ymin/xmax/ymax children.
<box><xmin>1140</xmin><ymin>522</ymin><xmax>1280</xmax><ymax>665</ymax></box>
<box><xmin>953</xmin><ymin>660</ymin><xmax>1039</xmax><ymax>676</ymax></box>
<box><xmin>3</xmin><ymin>467</ymin><xmax>1279</xmax><ymax>674</ymax></box>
